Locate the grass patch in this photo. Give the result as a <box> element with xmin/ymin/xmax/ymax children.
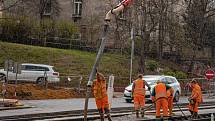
<box><xmin>0</xmin><ymin>42</ymin><xmax>139</xmax><ymax>85</ymax></box>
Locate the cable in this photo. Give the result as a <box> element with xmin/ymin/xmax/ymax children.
<box><xmin>175</xmin><ymin>102</ymin><xmax>190</xmax><ymax>120</ymax></box>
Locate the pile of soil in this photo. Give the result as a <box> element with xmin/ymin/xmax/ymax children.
<box><xmin>0</xmin><ymin>84</ymin><xmax>86</xmax><ymax>100</ymax></box>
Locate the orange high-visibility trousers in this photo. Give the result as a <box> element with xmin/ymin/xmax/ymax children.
<box><xmin>134</xmin><ymin>95</ymin><xmax>145</xmax><ymax>110</ymax></box>
<box><xmin>95</xmin><ymin>96</ymin><xmax>109</xmax><ymax>110</ymax></box>
<box><xmin>156</xmin><ymin>98</ymin><xmax>168</xmax><ymax>117</ymax></box>
<box><xmin>188</xmin><ymin>102</ymin><xmax>199</xmax><ymax>113</ymax></box>
<box><xmin>168</xmin><ymin>96</ymin><xmax>174</xmax><ymax>115</ymax></box>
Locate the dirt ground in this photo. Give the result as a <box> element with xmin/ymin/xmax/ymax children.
<box><xmin>0</xmin><ymin>84</ymin><xmax>86</xmax><ymax>100</ymax></box>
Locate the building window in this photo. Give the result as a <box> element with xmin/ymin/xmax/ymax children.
<box><xmin>74</xmin><ymin>0</ymin><xmax>82</xmax><ymax>16</ymax></box>
<box><xmin>43</xmin><ymin>0</ymin><xmax>52</xmax><ymax>15</ymax></box>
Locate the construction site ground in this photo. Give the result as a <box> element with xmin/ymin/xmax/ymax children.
<box><xmin>0</xmin><ymin>84</ymin><xmax>86</xmax><ymax>100</ymax></box>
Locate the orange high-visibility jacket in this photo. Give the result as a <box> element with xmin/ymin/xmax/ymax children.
<box><xmin>167</xmin><ymin>87</ymin><xmax>174</xmax><ymax>97</ymax></box>
<box><xmin>93</xmin><ymin>79</ymin><xmax>107</xmax><ymax>99</ymax></box>
<box><xmin>191</xmin><ymin>84</ymin><xmax>203</xmax><ymax>103</ymax></box>
<box><xmin>133</xmin><ymin>79</ymin><xmax>145</xmax><ymax>96</ymax></box>
<box><xmin>152</xmin><ymin>83</ymin><xmax>171</xmax><ymax>99</ymax></box>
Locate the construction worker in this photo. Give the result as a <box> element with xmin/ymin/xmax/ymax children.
<box><xmin>188</xmin><ymin>79</ymin><xmax>203</xmax><ymax>119</ymax></box>
<box><xmin>131</xmin><ymin>74</ymin><xmax>150</xmax><ymax>118</ymax></box>
<box><xmin>92</xmin><ymin>72</ymin><xmax>112</xmax><ymax>121</ymax></box>
<box><xmin>151</xmin><ymin>80</ymin><xmax>172</xmax><ymax>121</ymax></box>
<box><xmin>167</xmin><ymin>87</ymin><xmax>174</xmax><ymax>116</ymax></box>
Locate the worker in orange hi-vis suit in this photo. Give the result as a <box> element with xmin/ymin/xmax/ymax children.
<box><xmin>167</xmin><ymin>87</ymin><xmax>174</xmax><ymax>116</ymax></box>
<box><xmin>151</xmin><ymin>80</ymin><xmax>172</xmax><ymax>121</ymax></box>
<box><xmin>92</xmin><ymin>72</ymin><xmax>112</xmax><ymax>121</ymax></box>
<box><xmin>188</xmin><ymin>79</ymin><xmax>203</xmax><ymax>119</ymax></box>
<box><xmin>131</xmin><ymin>74</ymin><xmax>150</xmax><ymax>118</ymax></box>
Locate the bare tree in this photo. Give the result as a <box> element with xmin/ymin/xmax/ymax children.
<box><xmin>183</xmin><ymin>0</ymin><xmax>215</xmax><ymax>71</ymax></box>
<box><xmin>133</xmin><ymin>0</ymin><xmax>160</xmax><ymax>73</ymax></box>
<box><xmin>5</xmin><ymin>0</ymin><xmax>61</xmax><ymax>20</ymax></box>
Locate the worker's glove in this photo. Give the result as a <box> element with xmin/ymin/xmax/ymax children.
<box><xmin>188</xmin><ymin>97</ymin><xmax>195</xmax><ymax>105</ymax></box>
<box><xmin>151</xmin><ymin>96</ymin><xmax>155</xmax><ymax>103</ymax></box>
<box><xmin>190</xmin><ymin>99</ymin><xmax>195</xmax><ymax>105</ymax></box>
<box><xmin>148</xmin><ymin>87</ymin><xmax>151</xmax><ymax>91</ymax></box>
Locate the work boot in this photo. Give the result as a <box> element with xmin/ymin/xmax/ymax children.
<box><xmin>104</xmin><ymin>108</ymin><xmax>112</xmax><ymax>121</ymax></box>
<box><xmin>155</xmin><ymin>116</ymin><xmax>161</xmax><ymax>121</ymax></box>
<box><xmin>107</xmin><ymin>114</ymin><xmax>112</xmax><ymax>121</ymax></box>
<box><xmin>193</xmin><ymin>112</ymin><xmax>199</xmax><ymax>119</ymax></box>
<box><xmin>141</xmin><ymin>108</ymin><xmax>145</xmax><ymax>118</ymax></box>
<box><xmin>136</xmin><ymin>110</ymin><xmax>139</xmax><ymax>118</ymax></box>
<box><xmin>100</xmin><ymin>113</ymin><xmax>105</xmax><ymax>121</ymax></box>
<box><xmin>98</xmin><ymin>109</ymin><xmax>104</xmax><ymax>121</ymax></box>
<box><xmin>169</xmin><ymin>108</ymin><xmax>173</xmax><ymax>116</ymax></box>
<box><xmin>170</xmin><ymin>112</ymin><xmax>175</xmax><ymax>116</ymax></box>
<box><xmin>163</xmin><ymin>116</ymin><xmax>169</xmax><ymax>121</ymax></box>
<box><xmin>189</xmin><ymin>110</ymin><xmax>194</xmax><ymax>118</ymax></box>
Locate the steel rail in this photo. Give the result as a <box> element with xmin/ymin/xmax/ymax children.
<box><xmin>1</xmin><ymin>102</ymin><xmax>215</xmax><ymax>121</ymax></box>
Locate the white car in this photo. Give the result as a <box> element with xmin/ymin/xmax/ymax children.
<box><xmin>124</xmin><ymin>75</ymin><xmax>181</xmax><ymax>103</ymax></box>
<box><xmin>0</xmin><ymin>63</ymin><xmax>60</xmax><ymax>83</ymax></box>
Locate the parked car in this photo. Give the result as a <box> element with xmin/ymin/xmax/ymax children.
<box><xmin>0</xmin><ymin>63</ymin><xmax>60</xmax><ymax>83</ymax></box>
<box><xmin>123</xmin><ymin>75</ymin><xmax>181</xmax><ymax>103</ymax></box>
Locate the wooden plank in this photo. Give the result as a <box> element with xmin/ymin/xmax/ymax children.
<box><xmin>0</xmin><ymin>98</ymin><xmax>20</xmax><ymax>107</ymax></box>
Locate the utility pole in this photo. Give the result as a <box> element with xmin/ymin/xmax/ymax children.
<box><xmin>130</xmin><ymin>28</ymin><xmax>134</xmax><ymax>84</ymax></box>
<box><xmin>83</xmin><ymin>23</ymin><xmax>109</xmax><ymax>121</ymax></box>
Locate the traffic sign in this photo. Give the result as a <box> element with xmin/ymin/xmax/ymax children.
<box><xmin>205</xmin><ymin>69</ymin><xmax>215</xmax><ymax>80</ymax></box>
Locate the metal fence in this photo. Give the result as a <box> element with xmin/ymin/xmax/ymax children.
<box><xmin>0</xmin><ymin>74</ymin><xmax>215</xmax><ymax>100</ymax></box>
<box><xmin>179</xmin><ymin>78</ymin><xmax>215</xmax><ymax>96</ymax></box>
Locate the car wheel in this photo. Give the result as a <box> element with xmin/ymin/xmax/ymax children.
<box><xmin>125</xmin><ymin>99</ymin><xmax>132</xmax><ymax>103</ymax></box>
<box><xmin>174</xmin><ymin>91</ymin><xmax>180</xmax><ymax>102</ymax></box>
<box><xmin>36</xmin><ymin>77</ymin><xmax>45</xmax><ymax>84</ymax></box>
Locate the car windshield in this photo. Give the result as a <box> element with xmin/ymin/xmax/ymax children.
<box><xmin>130</xmin><ymin>79</ymin><xmax>157</xmax><ymax>86</ymax></box>
<box><xmin>145</xmin><ymin>79</ymin><xmax>157</xmax><ymax>85</ymax></box>
<box><xmin>130</xmin><ymin>76</ymin><xmax>165</xmax><ymax>85</ymax></box>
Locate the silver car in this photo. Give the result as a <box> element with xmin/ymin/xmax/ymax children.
<box><xmin>123</xmin><ymin>75</ymin><xmax>181</xmax><ymax>103</ymax></box>
<box><xmin>0</xmin><ymin>63</ymin><xmax>60</xmax><ymax>83</ymax></box>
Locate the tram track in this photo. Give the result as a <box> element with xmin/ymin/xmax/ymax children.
<box><xmin>1</xmin><ymin>101</ymin><xmax>215</xmax><ymax>121</ymax></box>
